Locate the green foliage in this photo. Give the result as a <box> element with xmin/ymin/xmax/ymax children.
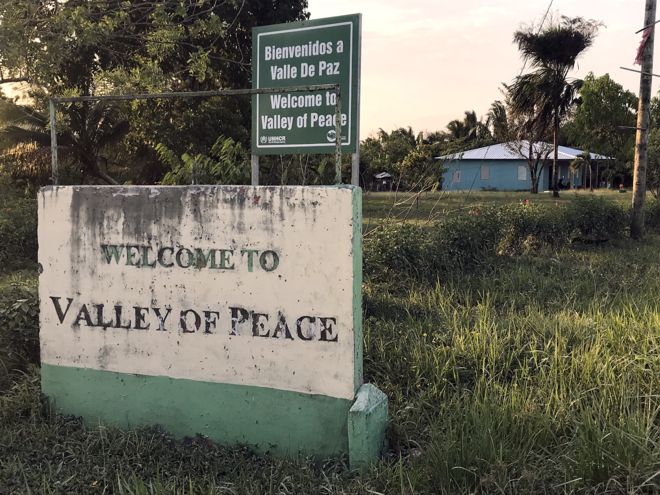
<box><xmin>498</xmin><ymin>203</ymin><xmax>567</xmax><ymax>254</ymax></box>
<box><xmin>566</xmin><ymin>195</ymin><xmax>628</xmax><ymax>241</ymax></box>
<box><xmin>644</xmin><ymin>197</ymin><xmax>660</xmax><ymax>231</ymax></box>
<box><xmin>511</xmin><ymin>16</ymin><xmax>600</xmax><ymax>193</ymax></box>
<box><xmin>363</xmin><ymin>223</ymin><xmax>432</xmax><ymax>284</ymax></box>
<box><xmin>564</xmin><ymin>73</ymin><xmax>637</xmax><ymax>174</ymax></box>
<box><xmin>647</xmin><ymin>127</ymin><xmax>660</xmax><ymax>197</ymax></box>
<box><xmin>0</xmin><ymin>274</ymin><xmax>38</xmax><ymax>390</ymax></box>
<box><xmin>158</xmin><ymin>136</ymin><xmax>250</xmax><ymax>185</ymax></box>
<box><xmin>0</xmin><ymin>0</ymin><xmax>309</xmax><ymax>186</ymax></box>
<box><xmin>0</xmin><ymin>190</ymin><xmax>37</xmax><ymax>270</ymax></box>
<box><xmin>365</xmin><ymin>197</ymin><xmax>630</xmax><ymax>283</ymax></box>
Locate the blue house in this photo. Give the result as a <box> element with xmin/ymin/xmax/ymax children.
<box><xmin>438</xmin><ymin>141</ymin><xmax>611</xmax><ymax>191</ymax></box>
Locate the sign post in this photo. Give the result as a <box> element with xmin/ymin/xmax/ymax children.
<box><xmin>251</xmin><ymin>14</ymin><xmax>361</xmax><ymax>184</ymax></box>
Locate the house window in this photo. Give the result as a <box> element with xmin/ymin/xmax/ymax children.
<box><xmin>480</xmin><ymin>164</ymin><xmax>489</xmax><ymax>180</ymax></box>
<box><xmin>452</xmin><ymin>170</ymin><xmax>461</xmax><ymax>183</ymax></box>
<box><xmin>517</xmin><ymin>165</ymin><xmax>527</xmax><ymax>181</ymax></box>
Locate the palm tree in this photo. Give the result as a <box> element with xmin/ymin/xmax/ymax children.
<box><xmin>446</xmin><ymin>111</ymin><xmax>491</xmax><ymax>142</ymax></box>
<box><xmin>487</xmin><ymin>100</ymin><xmax>509</xmax><ymax>142</ymax></box>
<box><xmin>511</xmin><ymin>16</ymin><xmax>600</xmax><ymax>197</ymax></box>
<box><xmin>0</xmin><ymin>99</ymin><xmax>128</xmax><ymax>185</ymax></box>
<box><xmin>570</xmin><ymin>150</ymin><xmax>594</xmax><ymax>191</ymax></box>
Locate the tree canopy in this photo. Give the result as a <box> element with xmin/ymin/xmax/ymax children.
<box><xmin>0</xmin><ymin>0</ymin><xmax>308</xmax><ymax>185</ymax></box>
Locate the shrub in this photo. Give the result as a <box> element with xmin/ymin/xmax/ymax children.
<box><xmin>498</xmin><ymin>204</ymin><xmax>569</xmax><ymax>255</ymax></box>
<box><xmin>431</xmin><ymin>207</ymin><xmax>505</xmax><ymax>272</ymax></box>
<box><xmin>566</xmin><ymin>196</ymin><xmax>627</xmax><ymax>242</ymax></box>
<box><xmin>644</xmin><ymin>198</ymin><xmax>660</xmax><ymax>232</ymax></box>
<box><xmin>0</xmin><ymin>193</ymin><xmax>37</xmax><ymax>271</ymax></box>
<box><xmin>363</xmin><ymin>222</ymin><xmax>432</xmax><ymax>283</ymax></box>
<box><xmin>0</xmin><ymin>280</ymin><xmax>39</xmax><ymax>390</ymax></box>
<box><xmin>364</xmin><ymin>198</ymin><xmax>629</xmax><ymax>283</ymax></box>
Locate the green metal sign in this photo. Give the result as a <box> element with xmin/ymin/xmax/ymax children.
<box><xmin>251</xmin><ymin>14</ymin><xmax>361</xmax><ymax>155</ymax></box>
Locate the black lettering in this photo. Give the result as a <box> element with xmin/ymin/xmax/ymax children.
<box><xmin>296</xmin><ymin>316</ymin><xmax>316</xmax><ymax>341</ymax></box>
<box><xmin>252</xmin><ymin>312</ymin><xmax>270</xmax><ymax>337</ymax></box>
<box><xmin>50</xmin><ymin>296</ymin><xmax>74</xmax><ymax>324</ymax></box>
<box><xmin>133</xmin><ymin>307</ymin><xmax>150</xmax><ymax>330</ymax></box>
<box><xmin>229</xmin><ymin>306</ymin><xmax>249</xmax><ymax>335</ymax></box>
<box><xmin>203</xmin><ymin>310</ymin><xmax>220</xmax><ymax>334</ymax></box>
<box><xmin>113</xmin><ymin>305</ymin><xmax>132</xmax><ymax>329</ymax></box>
<box><xmin>93</xmin><ymin>304</ymin><xmax>114</xmax><ymax>329</ymax></box>
<box><xmin>319</xmin><ymin>317</ymin><xmax>338</xmax><ymax>342</ymax></box>
<box><xmin>73</xmin><ymin>304</ymin><xmax>94</xmax><ymax>327</ymax></box>
<box><xmin>180</xmin><ymin>309</ymin><xmax>201</xmax><ymax>333</ymax></box>
<box><xmin>153</xmin><ymin>306</ymin><xmax>172</xmax><ymax>331</ymax></box>
<box><xmin>272</xmin><ymin>312</ymin><xmax>293</xmax><ymax>340</ymax></box>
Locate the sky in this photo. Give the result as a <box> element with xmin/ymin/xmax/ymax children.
<box><xmin>307</xmin><ymin>0</ymin><xmax>646</xmax><ymax>139</ymax></box>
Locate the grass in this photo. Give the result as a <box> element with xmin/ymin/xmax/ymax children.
<box><xmin>362</xmin><ymin>190</ymin><xmax>631</xmax><ymax>229</ymax></box>
<box><xmin>1</xmin><ymin>191</ymin><xmax>659</xmax><ymax>493</ymax></box>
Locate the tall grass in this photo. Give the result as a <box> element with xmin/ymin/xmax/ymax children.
<box><xmin>1</xmin><ymin>195</ymin><xmax>659</xmax><ymax>493</ymax></box>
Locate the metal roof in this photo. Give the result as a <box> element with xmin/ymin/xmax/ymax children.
<box><xmin>437</xmin><ymin>141</ymin><xmax>612</xmax><ymax>161</ymax></box>
<box><xmin>374</xmin><ymin>172</ymin><xmax>393</xmax><ymax>179</ymax></box>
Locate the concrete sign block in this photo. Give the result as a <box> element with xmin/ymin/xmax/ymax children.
<box><xmin>38</xmin><ymin>185</ymin><xmax>386</xmax><ymax>460</ymax></box>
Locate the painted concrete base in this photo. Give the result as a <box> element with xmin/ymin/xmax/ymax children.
<box><xmin>42</xmin><ymin>364</ymin><xmax>352</xmax><ymax>458</ymax></box>
<box><xmin>348</xmin><ymin>383</ymin><xmax>389</xmax><ymax>469</ymax></box>
<box><xmin>42</xmin><ymin>364</ymin><xmax>388</xmax><ymax>464</ymax></box>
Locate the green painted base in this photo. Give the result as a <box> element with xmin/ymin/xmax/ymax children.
<box><xmin>41</xmin><ymin>364</ymin><xmax>352</xmax><ymax>458</ymax></box>
<box><xmin>348</xmin><ymin>383</ymin><xmax>388</xmax><ymax>470</ymax></box>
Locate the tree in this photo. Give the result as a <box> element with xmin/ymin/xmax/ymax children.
<box><xmin>0</xmin><ymin>98</ymin><xmax>129</xmax><ymax>185</ymax></box>
<box><xmin>511</xmin><ymin>16</ymin><xmax>600</xmax><ymax>197</ymax></box>
<box><xmin>564</xmin><ymin>73</ymin><xmax>637</xmax><ymax>183</ymax></box>
<box><xmin>500</xmin><ymin>83</ymin><xmax>553</xmax><ymax>194</ymax></box>
<box><xmin>570</xmin><ymin>150</ymin><xmax>594</xmax><ymax>191</ymax></box>
<box><xmin>157</xmin><ymin>135</ymin><xmax>250</xmax><ymax>185</ymax></box>
<box><xmin>486</xmin><ymin>100</ymin><xmax>509</xmax><ymax>142</ymax></box>
<box><xmin>0</xmin><ymin>0</ymin><xmax>309</xmax><ymax>185</ymax></box>
<box><xmin>446</xmin><ymin>110</ymin><xmax>491</xmax><ymax>142</ymax></box>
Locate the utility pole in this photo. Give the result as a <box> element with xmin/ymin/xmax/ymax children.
<box><xmin>631</xmin><ymin>0</ymin><xmax>657</xmax><ymax>239</ymax></box>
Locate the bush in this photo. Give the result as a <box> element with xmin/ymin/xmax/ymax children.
<box><xmin>498</xmin><ymin>204</ymin><xmax>569</xmax><ymax>255</ymax></box>
<box><xmin>0</xmin><ymin>279</ymin><xmax>39</xmax><ymax>390</ymax></box>
<box><xmin>431</xmin><ymin>206</ymin><xmax>505</xmax><ymax>271</ymax></box>
<box><xmin>644</xmin><ymin>198</ymin><xmax>660</xmax><ymax>232</ymax></box>
<box><xmin>363</xmin><ymin>222</ymin><xmax>432</xmax><ymax>283</ymax></box>
<box><xmin>566</xmin><ymin>196</ymin><xmax>628</xmax><ymax>242</ymax></box>
<box><xmin>364</xmin><ymin>198</ymin><xmax>629</xmax><ymax>283</ymax></box>
<box><xmin>0</xmin><ymin>192</ymin><xmax>37</xmax><ymax>271</ymax></box>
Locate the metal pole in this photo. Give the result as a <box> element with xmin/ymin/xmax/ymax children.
<box><xmin>49</xmin><ymin>99</ymin><xmax>59</xmax><ymax>185</ymax></box>
<box><xmin>334</xmin><ymin>86</ymin><xmax>342</xmax><ymax>184</ymax></box>
<box><xmin>251</xmin><ymin>155</ymin><xmax>259</xmax><ymax>186</ymax></box>
<box><xmin>351</xmin><ymin>153</ymin><xmax>359</xmax><ymax>187</ymax></box>
<box><xmin>49</xmin><ymin>84</ymin><xmax>345</xmax><ymax>186</ymax></box>
<box><xmin>631</xmin><ymin>0</ymin><xmax>657</xmax><ymax>238</ymax></box>
<box><xmin>50</xmin><ymin>85</ymin><xmax>339</xmax><ymax>104</ymax></box>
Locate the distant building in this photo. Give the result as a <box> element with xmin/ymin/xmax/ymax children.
<box><xmin>373</xmin><ymin>171</ymin><xmax>394</xmax><ymax>191</ymax></box>
<box><xmin>437</xmin><ymin>141</ymin><xmax>612</xmax><ymax>191</ymax></box>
